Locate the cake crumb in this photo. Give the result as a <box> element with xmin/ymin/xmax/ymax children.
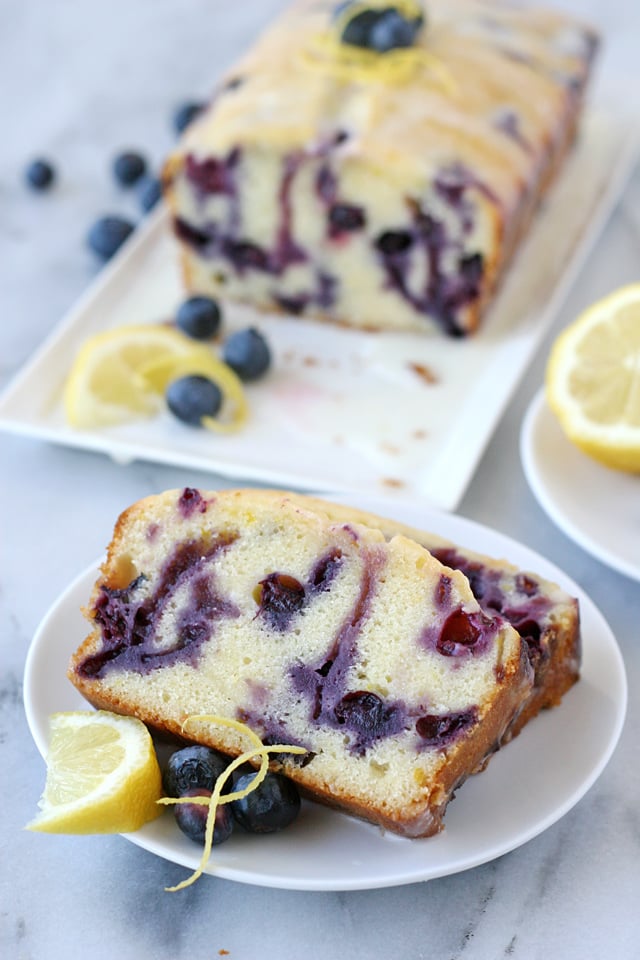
<box><xmin>218</xmin><ymin>950</ymin><xmax>230</xmax><ymax>956</ymax></box>
<box><xmin>381</xmin><ymin>477</ymin><xmax>406</xmax><ymax>489</ymax></box>
<box><xmin>408</xmin><ymin>362</ymin><xmax>438</xmax><ymax>385</ymax></box>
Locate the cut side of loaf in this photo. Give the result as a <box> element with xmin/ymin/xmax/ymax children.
<box><xmin>294</xmin><ymin>494</ymin><xmax>581</xmax><ymax>737</ymax></box>
<box><xmin>68</xmin><ymin>487</ymin><xmax>533</xmax><ymax>838</ymax></box>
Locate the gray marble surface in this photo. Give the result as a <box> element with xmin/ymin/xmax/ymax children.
<box><xmin>2</xmin><ymin>1</ymin><xmax>639</xmax><ymax>957</ymax></box>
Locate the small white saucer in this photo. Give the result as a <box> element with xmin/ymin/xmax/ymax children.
<box><xmin>520</xmin><ymin>388</ymin><xmax>640</xmax><ymax>582</ymax></box>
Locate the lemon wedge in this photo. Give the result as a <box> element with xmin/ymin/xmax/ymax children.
<box><xmin>26</xmin><ymin>711</ymin><xmax>163</xmax><ymax>834</ymax></box>
<box><xmin>63</xmin><ymin>324</ymin><xmax>216</xmax><ymax>428</ymax></box>
<box><xmin>546</xmin><ymin>284</ymin><xmax>640</xmax><ymax>473</ymax></box>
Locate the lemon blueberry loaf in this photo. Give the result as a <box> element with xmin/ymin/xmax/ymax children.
<box><xmin>68</xmin><ymin>487</ymin><xmax>533</xmax><ymax>838</ymax></box>
<box><xmin>163</xmin><ymin>0</ymin><xmax>597</xmax><ymax>336</ymax></box>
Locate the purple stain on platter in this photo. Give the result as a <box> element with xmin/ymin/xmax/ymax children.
<box><xmin>77</xmin><ymin>533</ymin><xmax>239</xmax><ymax>679</ymax></box>
<box><xmin>416</xmin><ymin>709</ymin><xmax>477</xmax><ymax>748</ymax></box>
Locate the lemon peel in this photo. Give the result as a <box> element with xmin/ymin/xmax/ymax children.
<box><xmin>159</xmin><ymin>715</ymin><xmax>306</xmax><ymax>892</ymax></box>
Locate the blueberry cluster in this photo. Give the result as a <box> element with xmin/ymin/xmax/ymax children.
<box><xmin>164</xmin><ymin>744</ymin><xmax>301</xmax><ymax>845</ymax></box>
<box><xmin>23</xmin><ymin>98</ymin><xmax>207</xmax><ymax>262</ymax></box>
<box><xmin>167</xmin><ymin>294</ymin><xmax>271</xmax><ymax>427</ymax></box>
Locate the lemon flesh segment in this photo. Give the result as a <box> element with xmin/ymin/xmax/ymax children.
<box><xmin>546</xmin><ymin>284</ymin><xmax>640</xmax><ymax>473</ymax></box>
<box><xmin>27</xmin><ymin>711</ymin><xmax>163</xmax><ymax>834</ymax></box>
<box><xmin>63</xmin><ymin>324</ymin><xmax>205</xmax><ymax>429</ymax></box>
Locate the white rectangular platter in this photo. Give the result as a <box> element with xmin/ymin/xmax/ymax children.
<box><xmin>0</xmin><ymin>111</ymin><xmax>637</xmax><ymax>510</ymax></box>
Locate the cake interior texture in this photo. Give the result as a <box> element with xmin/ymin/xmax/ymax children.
<box><xmin>163</xmin><ymin>0</ymin><xmax>598</xmax><ymax>336</ymax></box>
<box><xmin>67</xmin><ymin>489</ymin><xmax>579</xmax><ymax>838</ymax></box>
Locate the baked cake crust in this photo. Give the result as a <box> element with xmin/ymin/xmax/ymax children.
<box><xmin>68</xmin><ymin>487</ymin><xmax>535</xmax><ymax>838</ymax></box>
<box><xmin>163</xmin><ymin>0</ymin><xmax>598</xmax><ymax>336</ymax></box>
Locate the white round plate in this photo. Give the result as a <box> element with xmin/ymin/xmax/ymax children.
<box><xmin>521</xmin><ymin>388</ymin><xmax>640</xmax><ymax>583</ymax></box>
<box><xmin>23</xmin><ymin>493</ymin><xmax>627</xmax><ymax>891</ymax></box>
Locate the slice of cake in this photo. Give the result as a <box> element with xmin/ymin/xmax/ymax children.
<box><xmin>293</xmin><ymin>494</ymin><xmax>581</xmax><ymax>736</ymax></box>
<box><xmin>163</xmin><ymin>0</ymin><xmax>597</xmax><ymax>336</ymax></box>
<box><xmin>68</xmin><ymin>487</ymin><xmax>533</xmax><ymax>838</ymax></box>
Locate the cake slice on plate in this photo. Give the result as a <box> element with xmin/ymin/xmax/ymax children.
<box><xmin>68</xmin><ymin>487</ymin><xmax>535</xmax><ymax>838</ymax></box>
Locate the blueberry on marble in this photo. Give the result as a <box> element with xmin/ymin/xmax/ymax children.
<box><xmin>231</xmin><ymin>772</ymin><xmax>300</xmax><ymax>833</ymax></box>
<box><xmin>163</xmin><ymin>744</ymin><xmax>229</xmax><ymax>796</ymax></box>
<box><xmin>112</xmin><ymin>151</ymin><xmax>147</xmax><ymax>186</ymax></box>
<box><xmin>174</xmin><ymin>788</ymin><xmax>234</xmax><ymax>845</ymax></box>
<box><xmin>176</xmin><ymin>296</ymin><xmax>222</xmax><ymax>340</ymax></box>
<box><xmin>137</xmin><ymin>175</ymin><xmax>163</xmax><ymax>212</ymax></box>
<box><xmin>173</xmin><ymin>100</ymin><xmax>206</xmax><ymax>135</ymax></box>
<box><xmin>166</xmin><ymin>374</ymin><xmax>223</xmax><ymax>425</ymax></box>
<box><xmin>87</xmin><ymin>215</ymin><xmax>135</xmax><ymax>260</ymax></box>
<box><xmin>25</xmin><ymin>157</ymin><xmax>56</xmax><ymax>191</ymax></box>
<box><xmin>222</xmin><ymin>327</ymin><xmax>271</xmax><ymax>381</ymax></box>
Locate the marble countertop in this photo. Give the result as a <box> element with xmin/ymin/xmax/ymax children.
<box><xmin>2</xmin><ymin>2</ymin><xmax>639</xmax><ymax>957</ymax></box>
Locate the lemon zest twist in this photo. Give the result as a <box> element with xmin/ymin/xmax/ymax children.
<box><xmin>158</xmin><ymin>715</ymin><xmax>306</xmax><ymax>892</ymax></box>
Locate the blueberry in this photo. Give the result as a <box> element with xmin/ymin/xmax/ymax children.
<box><xmin>375</xmin><ymin>230</ymin><xmax>413</xmax><ymax>256</ymax></box>
<box><xmin>166</xmin><ymin>374</ymin><xmax>223</xmax><ymax>426</ymax></box>
<box><xmin>87</xmin><ymin>215</ymin><xmax>135</xmax><ymax>260</ymax></box>
<box><xmin>370</xmin><ymin>8</ymin><xmax>420</xmax><ymax>51</ymax></box>
<box><xmin>137</xmin><ymin>175</ymin><xmax>163</xmax><ymax>213</ymax></box>
<box><xmin>328</xmin><ymin>203</ymin><xmax>366</xmax><ymax>235</ymax></box>
<box><xmin>222</xmin><ymin>327</ymin><xmax>271</xmax><ymax>381</ymax></box>
<box><xmin>163</xmin><ymin>744</ymin><xmax>229</xmax><ymax>796</ymax></box>
<box><xmin>231</xmin><ymin>772</ymin><xmax>300</xmax><ymax>834</ymax></box>
<box><xmin>340</xmin><ymin>6</ymin><xmax>423</xmax><ymax>52</ymax></box>
<box><xmin>113</xmin><ymin>151</ymin><xmax>147</xmax><ymax>187</ymax></box>
<box><xmin>174</xmin><ymin>788</ymin><xmax>234</xmax><ymax>846</ymax></box>
<box><xmin>415</xmin><ymin>710</ymin><xmax>476</xmax><ymax>746</ymax></box>
<box><xmin>341</xmin><ymin>9</ymin><xmax>381</xmax><ymax>47</ymax></box>
<box><xmin>176</xmin><ymin>296</ymin><xmax>222</xmax><ymax>340</ymax></box>
<box><xmin>173</xmin><ymin>101</ymin><xmax>206</xmax><ymax>135</ymax></box>
<box><xmin>25</xmin><ymin>158</ymin><xmax>56</xmax><ymax>191</ymax></box>
<box><xmin>255</xmin><ymin>572</ymin><xmax>306</xmax><ymax>630</ymax></box>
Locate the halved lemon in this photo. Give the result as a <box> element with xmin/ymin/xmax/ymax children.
<box><xmin>546</xmin><ymin>284</ymin><xmax>640</xmax><ymax>473</ymax></box>
<box><xmin>26</xmin><ymin>711</ymin><xmax>163</xmax><ymax>834</ymax></box>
